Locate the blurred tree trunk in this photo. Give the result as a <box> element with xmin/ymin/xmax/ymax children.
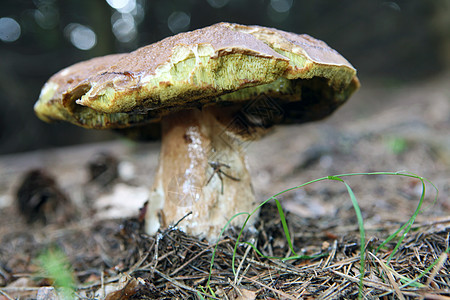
<box><xmin>429</xmin><ymin>0</ymin><xmax>450</xmax><ymax>68</ymax></box>
<box><xmin>84</xmin><ymin>0</ymin><xmax>115</xmax><ymax>56</ymax></box>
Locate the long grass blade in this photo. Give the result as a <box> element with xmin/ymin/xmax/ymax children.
<box><xmin>328</xmin><ymin>176</ymin><xmax>366</xmax><ymax>299</ymax></box>
<box><xmin>274</xmin><ymin>198</ymin><xmax>297</xmax><ymax>256</ymax></box>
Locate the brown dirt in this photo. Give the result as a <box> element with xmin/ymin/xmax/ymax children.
<box><xmin>0</xmin><ymin>73</ymin><xmax>449</xmax><ymax>299</ymax></box>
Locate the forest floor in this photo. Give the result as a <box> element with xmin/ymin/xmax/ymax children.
<box><xmin>0</xmin><ymin>73</ymin><xmax>449</xmax><ymax>299</ymax></box>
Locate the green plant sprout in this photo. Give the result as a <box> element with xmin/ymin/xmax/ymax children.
<box><xmin>385</xmin><ymin>136</ymin><xmax>409</xmax><ymax>155</ymax></box>
<box><xmin>35</xmin><ymin>247</ymin><xmax>76</xmax><ymax>300</ymax></box>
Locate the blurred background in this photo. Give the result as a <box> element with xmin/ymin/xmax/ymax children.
<box><xmin>0</xmin><ymin>0</ymin><xmax>449</xmax><ymax>154</ymax></box>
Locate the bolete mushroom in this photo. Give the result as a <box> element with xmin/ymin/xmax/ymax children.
<box><xmin>34</xmin><ymin>22</ymin><xmax>359</xmax><ymax>241</ymax></box>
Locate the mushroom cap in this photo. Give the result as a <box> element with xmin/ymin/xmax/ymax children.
<box><xmin>34</xmin><ymin>22</ymin><xmax>359</xmax><ymax>132</ymax></box>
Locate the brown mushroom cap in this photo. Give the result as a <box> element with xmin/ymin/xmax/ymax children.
<box><xmin>34</xmin><ymin>22</ymin><xmax>359</xmax><ymax>133</ymax></box>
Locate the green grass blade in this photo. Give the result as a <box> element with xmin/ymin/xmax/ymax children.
<box><xmin>206</xmin><ymin>171</ymin><xmax>438</xmax><ymax>299</ymax></box>
<box><xmin>399</xmin><ymin>246</ymin><xmax>449</xmax><ymax>289</ymax></box>
<box><xmin>229</xmin><ymin>177</ymin><xmax>331</xmax><ymax>275</ymax></box>
<box><xmin>274</xmin><ymin>198</ymin><xmax>297</xmax><ymax>257</ymax></box>
<box><xmin>386</xmin><ymin>179</ymin><xmax>425</xmax><ymax>263</ymax></box>
<box><xmin>375</xmin><ymin>177</ymin><xmax>426</xmax><ymax>263</ymax></box>
<box><xmin>207</xmin><ymin>212</ymin><xmax>250</xmax><ymax>287</ymax></box>
<box><xmin>328</xmin><ymin>176</ymin><xmax>366</xmax><ymax>299</ymax></box>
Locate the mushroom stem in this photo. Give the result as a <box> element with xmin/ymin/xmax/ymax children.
<box><xmin>146</xmin><ymin>108</ymin><xmax>257</xmax><ymax>241</ymax></box>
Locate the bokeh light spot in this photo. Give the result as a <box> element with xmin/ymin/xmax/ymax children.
<box><xmin>106</xmin><ymin>0</ymin><xmax>130</xmax><ymax>10</ymax></box>
<box><xmin>0</xmin><ymin>17</ymin><xmax>21</xmax><ymax>42</ymax></box>
<box><xmin>207</xmin><ymin>0</ymin><xmax>230</xmax><ymax>9</ymax></box>
<box><xmin>168</xmin><ymin>11</ymin><xmax>190</xmax><ymax>34</ymax></box>
<box><xmin>382</xmin><ymin>1</ymin><xmax>401</xmax><ymax>12</ymax></box>
<box><xmin>64</xmin><ymin>23</ymin><xmax>97</xmax><ymax>50</ymax></box>
<box><xmin>270</xmin><ymin>0</ymin><xmax>293</xmax><ymax>13</ymax></box>
<box><xmin>34</xmin><ymin>6</ymin><xmax>59</xmax><ymax>29</ymax></box>
<box><xmin>117</xmin><ymin>0</ymin><xmax>136</xmax><ymax>13</ymax></box>
<box><xmin>112</xmin><ymin>13</ymin><xmax>137</xmax><ymax>43</ymax></box>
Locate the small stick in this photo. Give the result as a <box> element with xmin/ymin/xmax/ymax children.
<box><xmin>0</xmin><ymin>289</ymin><xmax>15</xmax><ymax>300</ymax></box>
<box><xmin>234</xmin><ymin>242</ymin><xmax>253</xmax><ymax>285</ymax></box>
<box><xmin>153</xmin><ymin>268</ymin><xmax>221</xmax><ymax>299</ymax></box>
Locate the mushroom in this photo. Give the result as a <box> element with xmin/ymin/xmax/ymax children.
<box><xmin>34</xmin><ymin>23</ymin><xmax>359</xmax><ymax>241</ymax></box>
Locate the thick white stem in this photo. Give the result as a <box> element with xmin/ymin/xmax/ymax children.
<box><xmin>146</xmin><ymin>108</ymin><xmax>257</xmax><ymax>241</ymax></box>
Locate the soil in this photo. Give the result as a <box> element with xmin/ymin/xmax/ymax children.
<box><xmin>0</xmin><ymin>73</ymin><xmax>449</xmax><ymax>299</ymax></box>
